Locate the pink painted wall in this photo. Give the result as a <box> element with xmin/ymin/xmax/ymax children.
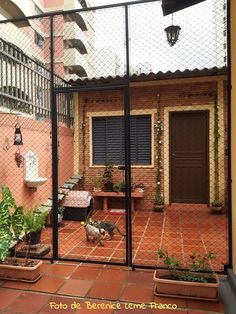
<box><xmin>0</xmin><ymin>114</ymin><xmax>74</xmax><ymax>210</ymax></box>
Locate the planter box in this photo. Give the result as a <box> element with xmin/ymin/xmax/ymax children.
<box><xmin>153</xmin><ymin>269</ymin><xmax>219</xmax><ymax>300</ymax></box>
<box><xmin>0</xmin><ymin>257</ymin><xmax>42</xmax><ymax>283</ymax></box>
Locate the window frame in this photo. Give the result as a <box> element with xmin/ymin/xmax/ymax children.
<box><xmin>34</xmin><ymin>31</ymin><xmax>45</xmax><ymax>48</ymax></box>
<box><xmin>88</xmin><ymin>110</ymin><xmax>155</xmax><ymax>168</ymax></box>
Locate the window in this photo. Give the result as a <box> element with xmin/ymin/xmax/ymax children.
<box><xmin>35</xmin><ymin>32</ymin><xmax>45</xmax><ymax>48</ymax></box>
<box><xmin>92</xmin><ymin>115</ymin><xmax>151</xmax><ymax>165</ymax></box>
<box><xmin>35</xmin><ymin>4</ymin><xmax>44</xmax><ymax>22</ymax></box>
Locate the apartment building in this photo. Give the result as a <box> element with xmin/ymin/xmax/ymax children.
<box><xmin>0</xmin><ymin>0</ymin><xmax>94</xmax><ymax>120</ymax></box>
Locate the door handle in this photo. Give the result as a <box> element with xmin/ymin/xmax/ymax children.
<box><xmin>172</xmin><ymin>153</ymin><xmax>176</xmax><ymax>157</ymax></box>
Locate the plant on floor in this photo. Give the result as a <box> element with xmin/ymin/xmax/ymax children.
<box><xmin>157</xmin><ymin>249</ymin><xmax>216</xmax><ymax>283</ymax></box>
<box><xmin>154</xmin><ymin>95</ymin><xmax>164</xmax><ymax>212</ymax></box>
<box><xmin>0</xmin><ymin>186</ymin><xmax>43</xmax><ymax>282</ymax></box>
<box><xmin>0</xmin><ymin>185</ymin><xmax>25</xmax><ymax>262</ymax></box>
<box><xmin>24</xmin><ymin>210</ymin><xmax>49</xmax><ymax>245</ymax></box>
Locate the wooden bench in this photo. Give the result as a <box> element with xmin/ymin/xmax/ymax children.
<box><xmin>92</xmin><ymin>191</ymin><xmax>144</xmax><ymax>211</ymax></box>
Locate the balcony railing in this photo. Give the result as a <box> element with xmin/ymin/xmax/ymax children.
<box><xmin>64</xmin><ymin>21</ymin><xmax>88</xmax><ymax>54</ymax></box>
<box><xmin>0</xmin><ymin>38</ymin><xmax>74</xmax><ymax>127</ymax></box>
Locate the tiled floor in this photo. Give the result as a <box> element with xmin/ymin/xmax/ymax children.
<box><xmin>0</xmin><ymin>262</ymin><xmax>225</xmax><ymax>314</ymax></box>
<box><xmin>41</xmin><ymin>204</ymin><xmax>228</xmax><ymax>271</ymax></box>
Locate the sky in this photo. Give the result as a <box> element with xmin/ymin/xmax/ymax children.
<box><xmin>90</xmin><ymin>0</ymin><xmax>226</xmax><ymax>77</ymax></box>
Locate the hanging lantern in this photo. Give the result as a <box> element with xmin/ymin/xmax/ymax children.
<box><xmin>164</xmin><ymin>14</ymin><xmax>181</xmax><ymax>47</ymax></box>
<box><xmin>14</xmin><ymin>124</ymin><xmax>23</xmax><ymax>145</ymax></box>
<box><xmin>165</xmin><ymin>24</ymin><xmax>181</xmax><ymax>46</ymax></box>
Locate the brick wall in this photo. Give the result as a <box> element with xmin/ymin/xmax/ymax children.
<box><xmin>76</xmin><ymin>77</ymin><xmax>227</xmax><ymax>211</ymax></box>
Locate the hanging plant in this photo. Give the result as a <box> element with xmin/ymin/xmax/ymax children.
<box><xmin>154</xmin><ymin>95</ymin><xmax>164</xmax><ymax>211</ymax></box>
<box><xmin>211</xmin><ymin>92</ymin><xmax>223</xmax><ymax>214</ymax></box>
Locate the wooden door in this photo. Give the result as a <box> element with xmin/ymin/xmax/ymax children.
<box><xmin>170</xmin><ymin>111</ymin><xmax>209</xmax><ymax>203</ymax></box>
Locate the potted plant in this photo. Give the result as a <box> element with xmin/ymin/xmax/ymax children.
<box><xmin>92</xmin><ymin>178</ymin><xmax>102</xmax><ymax>192</ymax></box>
<box><xmin>153</xmin><ymin>249</ymin><xmax>219</xmax><ymax>300</ymax></box>
<box><xmin>24</xmin><ymin>210</ymin><xmax>49</xmax><ymax>245</ymax></box>
<box><xmin>210</xmin><ymin>200</ymin><xmax>224</xmax><ymax>214</ymax></box>
<box><xmin>58</xmin><ymin>205</ymin><xmax>64</xmax><ymax>223</ymax></box>
<box><xmin>0</xmin><ymin>185</ymin><xmax>42</xmax><ymax>282</ymax></box>
<box><xmin>102</xmin><ymin>163</ymin><xmax>114</xmax><ymax>192</ymax></box>
<box><xmin>154</xmin><ymin>195</ymin><xmax>165</xmax><ymax>212</ymax></box>
<box><xmin>113</xmin><ymin>181</ymin><xmax>125</xmax><ymax>193</ymax></box>
<box><xmin>132</xmin><ymin>182</ymin><xmax>144</xmax><ymax>193</ymax></box>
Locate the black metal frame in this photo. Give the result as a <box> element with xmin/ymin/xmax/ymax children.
<box><xmin>0</xmin><ymin>0</ymin><xmax>231</xmax><ymax>272</ymax></box>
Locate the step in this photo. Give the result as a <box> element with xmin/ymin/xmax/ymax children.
<box><xmin>219</xmin><ymin>269</ymin><xmax>236</xmax><ymax>314</ymax></box>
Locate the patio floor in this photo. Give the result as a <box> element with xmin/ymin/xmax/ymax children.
<box><xmin>41</xmin><ymin>204</ymin><xmax>228</xmax><ymax>271</ymax></box>
<box><xmin>0</xmin><ymin>262</ymin><xmax>225</xmax><ymax>314</ymax></box>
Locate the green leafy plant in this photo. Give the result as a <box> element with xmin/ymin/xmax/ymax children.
<box><xmin>88</xmin><ymin>175</ymin><xmax>102</xmax><ymax>190</ymax></box>
<box><xmin>0</xmin><ymin>186</ymin><xmax>24</xmax><ymax>262</ymax></box>
<box><xmin>24</xmin><ymin>210</ymin><xmax>49</xmax><ymax>234</ymax></box>
<box><xmin>113</xmin><ymin>181</ymin><xmax>125</xmax><ymax>192</ymax></box>
<box><xmin>157</xmin><ymin>249</ymin><xmax>216</xmax><ymax>283</ymax></box>
<box><xmin>155</xmin><ymin>195</ymin><xmax>164</xmax><ymax>205</ymax></box>
<box><xmin>102</xmin><ymin>163</ymin><xmax>114</xmax><ymax>184</ymax></box>
<box><xmin>58</xmin><ymin>206</ymin><xmax>65</xmax><ymax>216</ymax></box>
<box><xmin>211</xmin><ymin>200</ymin><xmax>222</xmax><ymax>207</ymax></box>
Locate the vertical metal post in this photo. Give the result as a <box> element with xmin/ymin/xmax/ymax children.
<box><xmin>124</xmin><ymin>4</ymin><xmax>132</xmax><ymax>267</ymax></box>
<box><xmin>50</xmin><ymin>15</ymin><xmax>58</xmax><ymax>260</ymax></box>
<box><xmin>226</xmin><ymin>0</ymin><xmax>232</xmax><ymax>270</ymax></box>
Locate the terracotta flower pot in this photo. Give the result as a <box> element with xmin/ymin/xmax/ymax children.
<box><xmin>210</xmin><ymin>205</ymin><xmax>224</xmax><ymax>214</ymax></box>
<box><xmin>153</xmin><ymin>269</ymin><xmax>219</xmax><ymax>300</ymax></box>
<box><xmin>153</xmin><ymin>204</ymin><xmax>164</xmax><ymax>212</ymax></box>
<box><xmin>0</xmin><ymin>257</ymin><xmax>42</xmax><ymax>283</ymax></box>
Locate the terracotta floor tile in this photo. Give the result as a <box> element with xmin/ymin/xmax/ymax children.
<box><xmin>120</xmin><ymin>283</ymin><xmax>153</xmax><ymax>303</ymax></box>
<box><xmin>39</xmin><ymin>296</ymin><xmax>81</xmax><ymax>314</ymax></box>
<box><xmin>2</xmin><ymin>280</ymin><xmax>32</xmax><ymax>290</ymax></box>
<box><xmin>0</xmin><ymin>288</ymin><xmax>22</xmax><ymax>310</ymax></box>
<box><xmin>41</xmin><ymin>262</ymin><xmax>53</xmax><ymax>274</ymax></box>
<box><xmin>46</xmin><ymin>264</ymin><xmax>77</xmax><ymax>277</ymax></box>
<box><xmin>111</xmin><ymin>249</ymin><xmax>126</xmax><ymax>258</ymax></box>
<box><xmin>71</xmin><ymin>265</ymin><xmax>102</xmax><ymax>280</ymax></box>
<box><xmin>98</xmin><ymin>268</ymin><xmax>128</xmax><ymax>282</ymax></box>
<box><xmin>6</xmin><ymin>292</ymin><xmax>50</xmax><ymax>313</ymax></box>
<box><xmin>91</xmin><ymin>247</ymin><xmax>117</xmax><ymax>256</ymax></box>
<box><xmin>187</xmin><ymin>299</ymin><xmax>225</xmax><ymax>312</ymax></box>
<box><xmin>126</xmin><ymin>270</ymin><xmax>154</xmax><ymax>285</ymax></box>
<box><xmin>29</xmin><ymin>276</ymin><xmax>65</xmax><ymax>293</ymax></box>
<box><xmin>58</xmin><ymin>279</ymin><xmax>93</xmax><ymax>297</ymax></box>
<box><xmin>87</xmin><ymin>281</ymin><xmax>122</xmax><ymax>300</ymax></box>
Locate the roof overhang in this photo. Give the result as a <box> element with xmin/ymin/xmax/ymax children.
<box><xmin>68</xmin><ymin>67</ymin><xmax>227</xmax><ymax>86</ymax></box>
<box><xmin>162</xmin><ymin>0</ymin><xmax>207</xmax><ymax>16</ymax></box>
<box><xmin>0</xmin><ymin>0</ymin><xmax>30</xmax><ymax>27</ymax></box>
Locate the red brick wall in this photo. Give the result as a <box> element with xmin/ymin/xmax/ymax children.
<box><xmin>76</xmin><ymin>79</ymin><xmax>226</xmax><ymax>211</ymax></box>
